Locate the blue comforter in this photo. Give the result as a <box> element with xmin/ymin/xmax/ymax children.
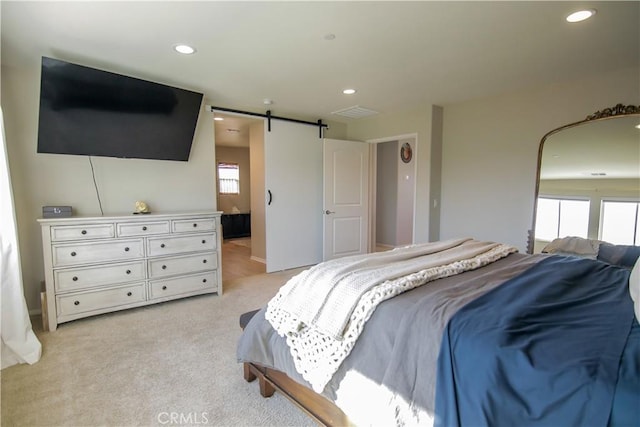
<box><xmin>434</xmin><ymin>256</ymin><xmax>637</xmax><ymax>427</ymax></box>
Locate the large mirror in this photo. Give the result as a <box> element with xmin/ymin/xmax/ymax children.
<box><xmin>529</xmin><ymin>104</ymin><xmax>640</xmax><ymax>254</ymax></box>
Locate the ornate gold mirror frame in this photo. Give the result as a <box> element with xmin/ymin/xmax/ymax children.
<box><xmin>527</xmin><ymin>103</ymin><xmax>640</xmax><ymax>254</ymax></box>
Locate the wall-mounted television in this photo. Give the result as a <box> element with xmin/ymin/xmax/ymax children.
<box><xmin>37</xmin><ymin>57</ymin><xmax>204</xmax><ymax>161</ymax></box>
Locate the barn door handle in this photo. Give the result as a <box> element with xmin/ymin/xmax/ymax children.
<box><xmin>267</xmin><ymin>190</ymin><xmax>273</xmax><ymax>206</ymax></box>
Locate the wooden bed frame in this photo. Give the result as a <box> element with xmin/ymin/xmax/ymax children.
<box><xmin>242</xmin><ymin>361</ymin><xmax>351</xmax><ymax>426</ymax></box>
<box><xmin>239</xmin><ymin>310</ymin><xmax>351</xmax><ymax>426</ymax></box>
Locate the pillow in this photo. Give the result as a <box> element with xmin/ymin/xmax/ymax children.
<box><xmin>597</xmin><ymin>243</ymin><xmax>640</xmax><ymax>268</ymax></box>
<box><xmin>541</xmin><ymin>236</ymin><xmax>601</xmax><ymax>259</ymax></box>
<box><xmin>629</xmin><ymin>257</ymin><xmax>640</xmax><ymax>323</ymax></box>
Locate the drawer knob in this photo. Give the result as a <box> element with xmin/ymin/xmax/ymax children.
<box><xmin>202</xmin><ymin>279</ymin><xmax>207</xmax><ymax>283</ymax></box>
<box><xmin>71</xmin><ymin>251</ymin><xmax>77</xmax><ymax>257</ymax></box>
<box><xmin>72</xmin><ymin>276</ymin><xmax>78</xmax><ymax>281</ymax></box>
<box><xmin>202</xmin><ymin>240</ymin><xmax>206</xmax><ymax>244</ymax></box>
<box><xmin>160</xmin><ymin>243</ymin><xmax>166</xmax><ymax>248</ymax></box>
<box><xmin>81</xmin><ymin>230</ymin><xmax>87</xmax><ymax>235</ymax></box>
<box><xmin>74</xmin><ymin>300</ymin><xmax>80</xmax><ymax>306</ymax></box>
<box><xmin>193</xmin><ymin>223</ymin><xmax>198</xmax><ymax>227</ymax></box>
<box><xmin>162</xmin><ymin>265</ymin><xmax>167</xmax><ymax>270</ymax></box>
<box><xmin>127</xmin><ymin>292</ymin><xmax>132</xmax><ymax>297</ymax></box>
<box><xmin>124</xmin><ymin>247</ymin><xmax>130</xmax><ymax>252</ymax></box>
<box><xmin>202</xmin><ymin>259</ymin><xmax>207</xmax><ymax>264</ymax></box>
<box><xmin>162</xmin><ymin>285</ymin><xmax>167</xmax><ymax>290</ymax></box>
<box><xmin>126</xmin><ymin>269</ymin><xmax>131</xmax><ymax>274</ymax></box>
<box><xmin>142</xmin><ymin>226</ymin><xmax>147</xmax><ymax>231</ymax></box>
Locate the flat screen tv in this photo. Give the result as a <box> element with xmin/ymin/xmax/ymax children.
<box><xmin>37</xmin><ymin>57</ymin><xmax>204</xmax><ymax>161</ymax></box>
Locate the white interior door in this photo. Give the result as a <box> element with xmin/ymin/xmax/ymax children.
<box><xmin>265</xmin><ymin>121</ymin><xmax>322</xmax><ymax>272</ymax></box>
<box><xmin>323</xmin><ymin>138</ymin><xmax>370</xmax><ymax>261</ymax></box>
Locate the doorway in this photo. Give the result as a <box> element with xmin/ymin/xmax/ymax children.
<box><xmin>213</xmin><ymin>112</ymin><xmax>266</xmax><ymax>282</ymax></box>
<box><xmin>371</xmin><ymin>136</ymin><xmax>417</xmax><ymax>251</ymax></box>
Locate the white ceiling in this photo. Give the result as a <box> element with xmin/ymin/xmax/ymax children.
<box><xmin>212</xmin><ymin>113</ymin><xmax>259</xmax><ymax>148</ymax></box>
<box><xmin>2</xmin><ymin>1</ymin><xmax>638</xmax><ymax>136</ymax></box>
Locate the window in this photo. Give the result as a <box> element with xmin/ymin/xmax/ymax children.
<box><xmin>600</xmin><ymin>200</ymin><xmax>640</xmax><ymax>245</ymax></box>
<box><xmin>535</xmin><ymin>197</ymin><xmax>590</xmax><ymax>241</ymax></box>
<box><xmin>218</xmin><ymin>162</ymin><xmax>239</xmax><ymax>195</ymax></box>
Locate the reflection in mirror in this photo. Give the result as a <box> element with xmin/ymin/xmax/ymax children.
<box><xmin>530</xmin><ymin>105</ymin><xmax>640</xmax><ymax>254</ymax></box>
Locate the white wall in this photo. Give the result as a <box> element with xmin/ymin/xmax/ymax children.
<box><xmin>215</xmin><ymin>146</ymin><xmax>251</xmax><ymax>213</ymax></box>
<box><xmin>440</xmin><ymin>66</ymin><xmax>640</xmax><ymax>251</ymax></box>
<box><xmin>1</xmin><ymin>63</ymin><xmax>217</xmax><ymax>311</ymax></box>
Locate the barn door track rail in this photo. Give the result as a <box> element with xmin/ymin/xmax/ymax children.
<box><xmin>206</xmin><ymin>105</ymin><xmax>328</xmax><ymax>138</ymax></box>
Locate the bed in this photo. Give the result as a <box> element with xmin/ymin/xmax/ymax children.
<box><xmin>237</xmin><ymin>238</ymin><xmax>640</xmax><ymax>426</ymax></box>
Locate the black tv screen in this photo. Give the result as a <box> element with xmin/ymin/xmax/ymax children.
<box><xmin>37</xmin><ymin>57</ymin><xmax>203</xmax><ymax>161</ymax></box>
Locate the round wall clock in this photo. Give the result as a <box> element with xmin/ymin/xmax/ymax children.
<box><xmin>400</xmin><ymin>142</ymin><xmax>412</xmax><ymax>163</ymax></box>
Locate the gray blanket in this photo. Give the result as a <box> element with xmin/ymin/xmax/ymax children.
<box><xmin>237</xmin><ymin>253</ymin><xmax>544</xmax><ymax>425</ymax></box>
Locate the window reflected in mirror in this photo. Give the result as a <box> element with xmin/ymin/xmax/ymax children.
<box><xmin>535</xmin><ymin>198</ymin><xmax>589</xmax><ymax>241</ymax></box>
<box><xmin>600</xmin><ymin>200</ymin><xmax>640</xmax><ymax>245</ymax></box>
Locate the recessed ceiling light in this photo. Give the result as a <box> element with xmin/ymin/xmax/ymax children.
<box><xmin>635</xmin><ymin>124</ymin><xmax>640</xmax><ymax>129</ymax></box>
<box><xmin>174</xmin><ymin>44</ymin><xmax>196</xmax><ymax>54</ymax></box>
<box><xmin>214</xmin><ymin>117</ymin><xmax>224</xmax><ymax>121</ymax></box>
<box><xmin>566</xmin><ymin>9</ymin><xmax>596</xmax><ymax>23</ymax></box>
<box><xmin>343</xmin><ymin>89</ymin><xmax>357</xmax><ymax>95</ymax></box>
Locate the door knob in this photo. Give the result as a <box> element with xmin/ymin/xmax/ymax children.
<box><xmin>325</xmin><ymin>210</ymin><xmax>335</xmax><ymax>215</ymax></box>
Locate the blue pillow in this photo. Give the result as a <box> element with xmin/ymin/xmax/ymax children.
<box><xmin>597</xmin><ymin>244</ymin><xmax>640</xmax><ymax>268</ymax></box>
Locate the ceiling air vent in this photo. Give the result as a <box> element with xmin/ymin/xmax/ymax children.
<box><xmin>331</xmin><ymin>105</ymin><xmax>379</xmax><ymax>119</ymax></box>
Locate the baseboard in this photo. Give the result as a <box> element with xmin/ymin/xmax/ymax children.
<box><xmin>375</xmin><ymin>243</ymin><xmax>395</xmax><ymax>251</ymax></box>
<box><xmin>250</xmin><ymin>256</ymin><xmax>266</xmax><ymax>264</ymax></box>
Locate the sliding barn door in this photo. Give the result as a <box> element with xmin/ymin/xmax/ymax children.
<box><xmin>264</xmin><ymin>121</ymin><xmax>322</xmax><ymax>272</ymax></box>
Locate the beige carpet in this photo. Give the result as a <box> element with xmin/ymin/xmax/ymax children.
<box><xmin>1</xmin><ymin>269</ymin><xmax>313</xmax><ymax>427</ymax></box>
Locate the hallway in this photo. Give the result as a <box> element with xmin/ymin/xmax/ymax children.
<box><xmin>221</xmin><ymin>239</ymin><xmax>266</xmax><ymax>283</ymax></box>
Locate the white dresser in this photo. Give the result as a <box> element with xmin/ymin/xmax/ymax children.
<box><xmin>38</xmin><ymin>211</ymin><xmax>222</xmax><ymax>331</ymax></box>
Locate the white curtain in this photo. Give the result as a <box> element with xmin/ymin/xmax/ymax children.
<box><xmin>0</xmin><ymin>107</ymin><xmax>41</xmax><ymax>369</ymax></box>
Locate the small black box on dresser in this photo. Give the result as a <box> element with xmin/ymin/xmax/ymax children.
<box><xmin>42</xmin><ymin>206</ymin><xmax>72</xmax><ymax>218</ymax></box>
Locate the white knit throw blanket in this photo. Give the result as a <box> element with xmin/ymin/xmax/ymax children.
<box><xmin>266</xmin><ymin>238</ymin><xmax>517</xmax><ymax>392</ymax></box>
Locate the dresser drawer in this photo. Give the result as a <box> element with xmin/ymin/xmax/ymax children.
<box><xmin>148</xmin><ymin>252</ymin><xmax>217</xmax><ymax>278</ymax></box>
<box><xmin>54</xmin><ymin>261</ymin><xmax>146</xmax><ymax>293</ymax></box>
<box><xmin>172</xmin><ymin>218</ymin><xmax>216</xmax><ymax>233</ymax></box>
<box><xmin>149</xmin><ymin>271</ymin><xmax>217</xmax><ymax>299</ymax></box>
<box><xmin>52</xmin><ymin>239</ymin><xmax>144</xmax><ymax>267</ymax></box>
<box><xmin>147</xmin><ymin>233</ymin><xmax>217</xmax><ymax>256</ymax></box>
<box><xmin>51</xmin><ymin>224</ymin><xmax>115</xmax><ymax>242</ymax></box>
<box><xmin>116</xmin><ymin>221</ymin><xmax>170</xmax><ymax>237</ymax></box>
<box><xmin>57</xmin><ymin>283</ymin><xmax>145</xmax><ymax>317</ymax></box>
